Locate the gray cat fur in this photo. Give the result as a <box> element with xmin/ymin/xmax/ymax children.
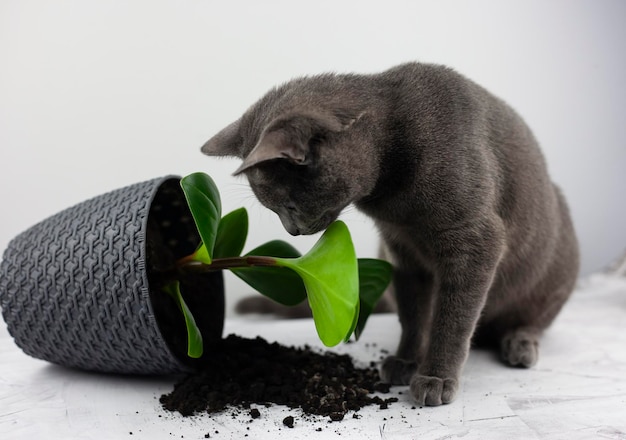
<box><xmin>201</xmin><ymin>62</ymin><xmax>580</xmax><ymax>406</ymax></box>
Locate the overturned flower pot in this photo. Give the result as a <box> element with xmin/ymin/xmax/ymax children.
<box><xmin>0</xmin><ymin>176</ymin><xmax>224</xmax><ymax>374</ymax></box>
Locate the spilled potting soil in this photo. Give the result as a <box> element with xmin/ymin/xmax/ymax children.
<box><xmin>160</xmin><ymin>334</ymin><xmax>397</xmax><ymax>423</ymax></box>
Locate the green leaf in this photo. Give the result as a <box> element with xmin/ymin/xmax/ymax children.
<box><xmin>354</xmin><ymin>258</ymin><xmax>393</xmax><ymax>340</ymax></box>
<box><xmin>214</xmin><ymin>207</ymin><xmax>249</xmax><ymax>258</ymax></box>
<box><xmin>231</xmin><ymin>239</ymin><xmax>306</xmax><ymax>306</ymax></box>
<box><xmin>190</xmin><ymin>242</ymin><xmax>211</xmax><ymax>264</ymax></box>
<box><xmin>163</xmin><ymin>281</ymin><xmax>203</xmax><ymax>358</ymax></box>
<box><xmin>231</xmin><ymin>267</ymin><xmax>307</xmax><ymax>306</ymax></box>
<box><xmin>246</xmin><ymin>240</ymin><xmax>302</xmax><ymax>259</ymax></box>
<box><xmin>275</xmin><ymin>221</ymin><xmax>359</xmax><ymax>347</ymax></box>
<box><xmin>180</xmin><ymin>172</ymin><xmax>222</xmax><ymax>264</ymax></box>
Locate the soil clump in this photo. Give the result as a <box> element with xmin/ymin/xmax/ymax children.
<box><xmin>160</xmin><ymin>334</ymin><xmax>397</xmax><ymax>422</ymax></box>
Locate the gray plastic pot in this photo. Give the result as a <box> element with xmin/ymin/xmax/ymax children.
<box><xmin>0</xmin><ymin>176</ymin><xmax>224</xmax><ymax>374</ymax></box>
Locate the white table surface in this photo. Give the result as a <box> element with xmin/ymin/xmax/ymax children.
<box><xmin>2</xmin><ymin>275</ymin><xmax>626</xmax><ymax>440</ymax></box>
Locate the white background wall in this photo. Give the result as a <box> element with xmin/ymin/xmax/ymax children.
<box><xmin>1</xmin><ymin>0</ymin><xmax>625</xmax><ymax>313</ymax></box>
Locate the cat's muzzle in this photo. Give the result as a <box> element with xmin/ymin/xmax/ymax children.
<box><xmin>278</xmin><ymin>209</ymin><xmax>339</xmax><ymax>236</ymax></box>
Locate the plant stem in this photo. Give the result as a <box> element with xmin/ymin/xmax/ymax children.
<box><xmin>176</xmin><ymin>255</ymin><xmax>278</xmax><ymax>276</ymax></box>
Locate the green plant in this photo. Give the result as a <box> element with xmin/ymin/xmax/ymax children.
<box><xmin>162</xmin><ymin>172</ymin><xmax>392</xmax><ymax>358</ymax></box>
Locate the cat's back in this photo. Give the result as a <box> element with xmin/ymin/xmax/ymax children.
<box><xmin>368</xmin><ymin>62</ymin><xmax>579</xmax><ymax>299</ymax></box>
<box><xmin>376</xmin><ymin>62</ymin><xmax>524</xmax><ymax>137</ymax></box>
<box><xmin>377</xmin><ymin>62</ymin><xmax>485</xmax><ymax>105</ymax></box>
<box><xmin>373</xmin><ymin>62</ymin><xmax>551</xmax><ymax>202</ymax></box>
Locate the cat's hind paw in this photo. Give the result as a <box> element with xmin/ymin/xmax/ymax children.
<box><xmin>500</xmin><ymin>328</ymin><xmax>539</xmax><ymax>368</ymax></box>
<box><xmin>410</xmin><ymin>374</ymin><xmax>459</xmax><ymax>406</ymax></box>
<box><xmin>380</xmin><ymin>356</ymin><xmax>417</xmax><ymax>385</ymax></box>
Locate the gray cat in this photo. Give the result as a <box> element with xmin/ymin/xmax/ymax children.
<box><xmin>201</xmin><ymin>62</ymin><xmax>580</xmax><ymax>406</ymax></box>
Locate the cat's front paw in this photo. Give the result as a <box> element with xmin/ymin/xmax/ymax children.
<box><xmin>409</xmin><ymin>374</ymin><xmax>458</xmax><ymax>406</ymax></box>
<box><xmin>380</xmin><ymin>356</ymin><xmax>417</xmax><ymax>385</ymax></box>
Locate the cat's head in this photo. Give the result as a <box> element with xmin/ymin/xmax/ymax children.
<box><xmin>201</xmin><ymin>78</ymin><xmax>378</xmax><ymax>235</ymax></box>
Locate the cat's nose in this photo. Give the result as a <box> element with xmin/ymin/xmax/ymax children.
<box><xmin>284</xmin><ymin>223</ymin><xmax>301</xmax><ymax>236</ymax></box>
<box><xmin>277</xmin><ymin>210</ymin><xmax>302</xmax><ymax>235</ymax></box>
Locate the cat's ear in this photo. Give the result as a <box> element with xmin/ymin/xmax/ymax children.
<box><xmin>201</xmin><ymin>119</ymin><xmax>243</xmax><ymax>157</ymax></box>
<box><xmin>233</xmin><ymin>111</ymin><xmax>365</xmax><ymax>175</ymax></box>
<box><xmin>233</xmin><ymin>128</ymin><xmax>307</xmax><ymax>175</ymax></box>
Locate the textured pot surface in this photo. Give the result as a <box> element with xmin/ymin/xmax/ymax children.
<box><xmin>0</xmin><ymin>176</ymin><xmax>224</xmax><ymax>374</ymax></box>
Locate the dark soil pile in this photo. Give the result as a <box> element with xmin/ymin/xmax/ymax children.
<box><xmin>160</xmin><ymin>334</ymin><xmax>397</xmax><ymax>422</ymax></box>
